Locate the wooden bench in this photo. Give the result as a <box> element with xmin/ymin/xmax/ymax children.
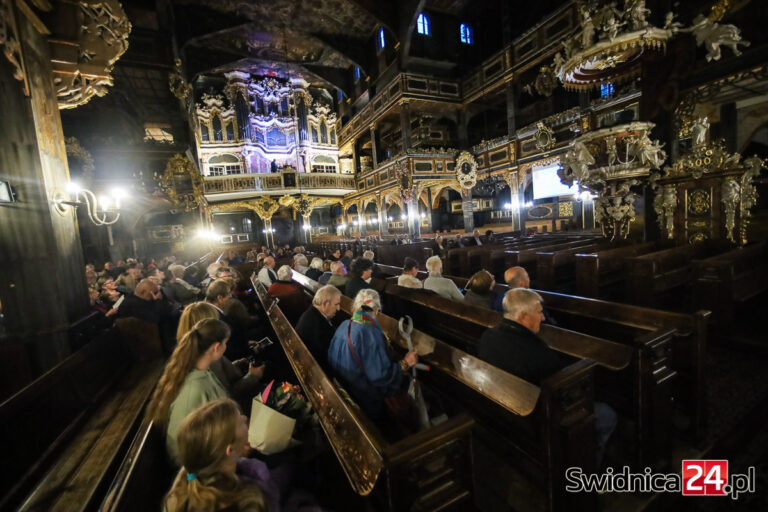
<box><xmin>534</xmin><ymin>240</ymin><xmax>613</xmax><ymax>291</ymax></box>
<box><xmin>376</xmin><ymin>278</ymin><xmax>675</xmax><ymax>469</ymax></box>
<box><xmin>627</xmin><ymin>240</ymin><xmax>733</xmax><ymax>308</ymax></box>
<box><xmin>253</xmin><ymin>277</ymin><xmax>477</xmax><ymax>512</ymax></box>
<box><xmin>291</xmin><ymin>272</ymin><xmax>603</xmax><ymax>512</ymax></box>
<box><xmin>0</xmin><ymin>320</ymin><xmax>164</xmax><ymax>512</ymax></box>
<box><xmin>693</xmin><ymin>241</ymin><xmax>768</xmax><ymax>326</ymax></box>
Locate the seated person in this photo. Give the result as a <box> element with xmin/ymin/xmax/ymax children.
<box><xmin>177</xmin><ymin>302</ymin><xmax>264</xmax><ymax>412</ymax></box>
<box><xmin>145</xmin><ymin>318</ymin><xmax>231</xmax><ymax>462</ymax></box>
<box><xmin>485</xmin><ymin>229</ymin><xmax>497</xmax><ymax>244</ymax></box>
<box><xmin>305</xmin><ymin>257</ymin><xmax>324</xmax><ymax>281</ymax></box>
<box><xmin>256</xmin><ymin>256</ymin><xmax>277</xmax><ymax>288</ymax></box>
<box><xmin>344</xmin><ymin>258</ymin><xmax>374</xmax><ymax>299</ymax></box>
<box><xmin>478</xmin><ymin>288</ymin><xmax>616</xmax><ymax>465</ymax></box>
<box><xmin>168</xmin><ymin>264</ymin><xmax>201</xmax><ymax>296</ymax></box>
<box><xmin>467</xmin><ymin>228</ymin><xmax>484</xmax><ymax>246</ymax></box>
<box><xmin>200</xmin><ymin>262</ymin><xmax>224</xmax><ymax>292</ymax></box>
<box><xmin>423</xmin><ymin>256</ymin><xmax>464</xmax><ymax>302</ymax></box>
<box><xmin>293</xmin><ymin>254</ymin><xmax>309</xmax><ymax>275</ymax></box>
<box><xmin>450</xmin><ymin>233</ymin><xmax>465</xmax><ymax>248</ymax></box>
<box><xmin>327</xmin><ymin>261</ymin><xmax>349</xmax><ymax>292</ymax></box>
<box><xmin>431</xmin><ymin>235</ymin><xmax>446</xmax><ymax>258</ymax></box>
<box><xmin>267</xmin><ymin>265</ymin><xmax>303</xmax><ymax>297</ymax></box>
<box><xmin>464</xmin><ymin>270</ymin><xmax>496</xmax><ymax>309</ymax></box>
<box><xmin>294</xmin><ymin>285</ymin><xmax>342</xmax><ymax>372</ymax></box>
<box><xmin>329</xmin><ymin>249</ymin><xmax>341</xmax><ymax>262</ymax></box>
<box><xmin>206</xmin><ymin>279</ymin><xmax>248</xmax><ymax>360</ymax></box>
<box><xmin>494</xmin><ymin>266</ymin><xmax>529</xmax><ymax>311</ymax></box>
<box><xmin>340</xmin><ymin>249</ymin><xmax>354</xmax><ymax>269</ymax></box>
<box><xmin>327</xmin><ymin>289</ymin><xmax>418</xmax><ymax>422</ymax></box>
<box><xmin>163</xmin><ymin>399</ymin><xmax>268</xmax><ymax>512</ymax></box>
<box><xmin>362</xmin><ymin>250</ymin><xmax>385</xmax><ymax>278</ymax></box>
<box><xmin>164</xmin><ymin>268</ymin><xmax>198</xmax><ymax>305</ymax></box>
<box><xmin>397</xmin><ymin>257</ymin><xmax>423</xmax><ymax>289</ymax></box>
<box><xmin>317</xmin><ymin>260</ymin><xmax>333</xmax><ymax>285</ymax></box>
<box><xmin>117</xmin><ymin>278</ymin><xmax>176</xmax><ymax>323</ymax></box>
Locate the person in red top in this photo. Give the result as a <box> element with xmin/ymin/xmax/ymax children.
<box><xmin>267</xmin><ymin>265</ymin><xmax>303</xmax><ymax>297</ymax></box>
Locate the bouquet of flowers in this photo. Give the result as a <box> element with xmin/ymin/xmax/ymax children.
<box><xmin>260</xmin><ymin>380</ymin><xmax>309</xmax><ymax>419</ymax></box>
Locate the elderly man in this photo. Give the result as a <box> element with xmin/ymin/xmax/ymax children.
<box><xmin>397</xmin><ymin>257</ymin><xmax>423</xmax><ymax>289</ymax></box>
<box><xmin>467</xmin><ymin>228</ymin><xmax>484</xmax><ymax>246</ymax></box>
<box><xmin>423</xmin><ymin>256</ymin><xmax>464</xmax><ymax>301</ymax></box>
<box><xmin>295</xmin><ymin>285</ymin><xmax>342</xmax><ymax>371</ymax></box>
<box><xmin>479</xmin><ymin>288</ymin><xmax>616</xmax><ymax>466</ymax></box>
<box><xmin>494</xmin><ymin>266</ymin><xmax>530</xmax><ymax>311</ymax></box>
<box><xmin>327</xmin><ymin>260</ymin><xmax>349</xmax><ymax>292</ymax></box>
<box><xmin>257</xmin><ymin>256</ymin><xmax>277</xmax><ymax>287</ymax></box>
<box><xmin>117</xmin><ymin>278</ymin><xmax>164</xmax><ymax>322</ymax></box>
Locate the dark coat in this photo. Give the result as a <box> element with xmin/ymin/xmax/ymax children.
<box><xmin>431</xmin><ymin>242</ymin><xmax>446</xmax><ymax>258</ymax></box>
<box><xmin>295</xmin><ymin>305</ymin><xmax>339</xmax><ymax>373</ymax></box>
<box><xmin>305</xmin><ymin>267</ymin><xmax>323</xmax><ymax>281</ymax></box>
<box><xmin>477</xmin><ymin>318</ymin><xmax>567</xmax><ymax>385</ymax></box>
<box><xmin>344</xmin><ymin>276</ymin><xmax>374</xmax><ymax>299</ymax></box>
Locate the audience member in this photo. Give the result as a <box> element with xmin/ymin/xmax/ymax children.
<box><xmin>478</xmin><ymin>288</ymin><xmax>616</xmax><ymax>465</ymax></box>
<box><xmin>423</xmin><ymin>256</ymin><xmax>464</xmax><ymax>301</ymax></box>
<box><xmin>431</xmin><ymin>235</ymin><xmax>446</xmax><ymax>258</ymax></box>
<box><xmin>329</xmin><ymin>249</ymin><xmax>341</xmax><ymax>261</ymax></box>
<box><xmin>327</xmin><ymin>289</ymin><xmax>418</xmax><ymax>423</ymax></box>
<box><xmin>163</xmin><ymin>399</ymin><xmax>269</xmax><ymax>512</ymax></box>
<box><xmin>294</xmin><ymin>285</ymin><xmax>342</xmax><ymax>372</ymax></box>
<box><xmin>206</xmin><ymin>279</ymin><xmax>248</xmax><ymax>360</ymax></box>
<box><xmin>464</xmin><ymin>270</ymin><xmax>497</xmax><ymax>309</ymax></box>
<box><xmin>145</xmin><ymin>318</ymin><xmax>231</xmax><ymax>462</ymax></box>
<box><xmin>257</xmin><ymin>256</ymin><xmax>277</xmax><ymax>287</ymax></box>
<box><xmin>397</xmin><ymin>258</ymin><xmax>423</xmax><ymax>289</ymax></box>
<box><xmin>267</xmin><ymin>265</ymin><xmax>303</xmax><ymax>297</ymax></box>
<box><xmin>317</xmin><ymin>260</ymin><xmax>333</xmax><ymax>285</ymax></box>
<box><xmin>340</xmin><ymin>249</ymin><xmax>354</xmax><ymax>269</ymax></box>
<box><xmin>327</xmin><ymin>261</ymin><xmax>349</xmax><ymax>292</ymax></box>
<box><xmin>177</xmin><ymin>303</ymin><xmax>264</xmax><ymax>412</ymax></box>
<box><xmin>305</xmin><ymin>257</ymin><xmax>324</xmax><ymax>281</ymax></box>
<box><xmin>451</xmin><ymin>233</ymin><xmax>465</xmax><ymax>248</ymax></box>
<box><xmin>467</xmin><ymin>228</ymin><xmax>484</xmax><ymax>246</ymax></box>
<box><xmin>293</xmin><ymin>254</ymin><xmax>309</xmax><ymax>275</ymax></box>
<box><xmin>362</xmin><ymin>250</ymin><xmax>384</xmax><ymax>278</ymax></box>
<box><xmin>344</xmin><ymin>258</ymin><xmax>374</xmax><ymax>298</ymax></box>
<box><xmin>494</xmin><ymin>266</ymin><xmax>530</xmax><ymax>312</ymax></box>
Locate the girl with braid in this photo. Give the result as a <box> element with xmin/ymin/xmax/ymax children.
<box><xmin>145</xmin><ymin>318</ymin><xmax>231</xmax><ymax>462</ymax></box>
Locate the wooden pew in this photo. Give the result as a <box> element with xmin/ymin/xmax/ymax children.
<box><xmin>376</xmin><ymin>279</ymin><xmax>674</xmax><ymax>469</ymax></box>
<box><xmin>693</xmin><ymin>241</ymin><xmax>768</xmax><ymax>326</ymax></box>
<box><xmin>627</xmin><ymin>240</ymin><xmax>733</xmax><ymax>308</ymax></box>
<box><xmin>290</xmin><ymin>272</ymin><xmax>602</xmax><ymax>512</ymax></box>
<box><xmin>534</xmin><ymin>240</ymin><xmax>613</xmax><ymax>291</ymax></box>
<box><xmin>442</xmin><ymin>273</ymin><xmax>709</xmax><ymax>444</ymax></box>
<box><xmin>574</xmin><ymin>241</ymin><xmax>665</xmax><ymax>300</ymax></box>
<box><xmin>253</xmin><ymin>277</ymin><xmax>477</xmax><ymax>512</ymax></box>
<box><xmin>0</xmin><ymin>323</ymin><xmax>164</xmax><ymax>512</ymax></box>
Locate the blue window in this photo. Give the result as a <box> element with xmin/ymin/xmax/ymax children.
<box><xmin>417</xmin><ymin>13</ymin><xmax>430</xmax><ymax>35</ymax></box>
<box><xmin>354</xmin><ymin>67</ymin><xmax>360</xmax><ymax>81</ymax></box>
<box><xmin>460</xmin><ymin>23</ymin><xmax>472</xmax><ymax>44</ymax></box>
<box><xmin>378</xmin><ymin>28</ymin><xmax>386</xmax><ymax>50</ymax></box>
<box><xmin>337</xmin><ymin>90</ymin><xmax>343</xmax><ymax>101</ymax></box>
<box><xmin>601</xmin><ymin>83</ymin><xmax>614</xmax><ymax>98</ymax></box>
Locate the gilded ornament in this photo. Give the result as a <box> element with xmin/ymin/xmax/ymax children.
<box><xmin>160</xmin><ymin>154</ymin><xmax>206</xmax><ymax>212</ymax></box>
<box><xmin>687</xmin><ymin>189</ymin><xmax>710</xmax><ymax>216</ymax></box>
<box><xmin>558</xmin><ymin>201</ymin><xmax>574</xmax><ymax>217</ymax></box>
<box><xmin>455</xmin><ymin>151</ymin><xmax>478</xmax><ymax>190</ymax></box>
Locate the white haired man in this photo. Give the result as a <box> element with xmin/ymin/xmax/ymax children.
<box><xmin>362</xmin><ymin>249</ymin><xmax>384</xmax><ymax>279</ymax></box>
<box><xmin>257</xmin><ymin>256</ymin><xmax>277</xmax><ymax>287</ymax></box>
<box><xmin>479</xmin><ymin>288</ymin><xmax>616</xmax><ymax>466</ymax></box>
<box><xmin>295</xmin><ymin>285</ymin><xmax>342</xmax><ymax>371</ymax></box>
<box><xmin>423</xmin><ymin>256</ymin><xmax>464</xmax><ymax>301</ymax></box>
<box><xmin>267</xmin><ymin>265</ymin><xmax>302</xmax><ymax>297</ymax></box>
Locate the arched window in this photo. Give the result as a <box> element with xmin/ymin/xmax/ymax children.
<box><xmin>378</xmin><ymin>28</ymin><xmax>386</xmax><ymax>50</ymax></box>
<box><xmin>460</xmin><ymin>23</ymin><xmax>473</xmax><ymax>44</ymax></box>
<box><xmin>235</xmin><ymin>95</ymin><xmax>249</xmax><ymax>139</ymax></box>
<box><xmin>320</xmin><ymin>123</ymin><xmax>328</xmax><ymax>144</ymax></box>
<box><xmin>354</xmin><ymin>67</ymin><xmax>361</xmax><ymax>81</ymax></box>
<box><xmin>212</xmin><ymin>115</ymin><xmax>223</xmax><ymax>141</ymax></box>
<box><xmin>330</xmin><ymin>129</ymin><xmax>336</xmax><ymax>145</ymax></box>
<box><xmin>311</xmin><ymin>125</ymin><xmax>319</xmax><ymax>143</ymax></box>
<box><xmin>200</xmin><ymin>123</ymin><xmax>209</xmax><ymax>141</ymax></box>
<box><xmin>225</xmin><ymin>122</ymin><xmax>234</xmax><ymax>141</ymax></box>
<box><xmin>242</xmin><ymin>218</ymin><xmax>253</xmax><ymax>233</ymax></box>
<box><xmin>417</xmin><ymin>13</ymin><xmax>430</xmax><ymax>35</ymax></box>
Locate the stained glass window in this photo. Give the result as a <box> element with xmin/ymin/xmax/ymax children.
<box><xmin>417</xmin><ymin>14</ymin><xmax>430</xmax><ymax>35</ymax></box>
<box><xmin>378</xmin><ymin>28</ymin><xmax>386</xmax><ymax>49</ymax></box>
<box><xmin>460</xmin><ymin>23</ymin><xmax>472</xmax><ymax>44</ymax></box>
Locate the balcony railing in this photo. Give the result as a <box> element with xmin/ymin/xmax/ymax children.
<box><xmin>203</xmin><ymin>172</ymin><xmax>356</xmax><ymax>195</ymax></box>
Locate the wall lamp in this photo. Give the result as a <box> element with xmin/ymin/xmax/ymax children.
<box><xmin>53</xmin><ymin>182</ymin><xmax>125</xmax><ymax>225</ymax></box>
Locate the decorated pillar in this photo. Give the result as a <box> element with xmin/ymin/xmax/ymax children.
<box><xmin>250</xmin><ymin>197</ymin><xmax>280</xmax><ymax>249</ymax></box>
<box><xmin>406</xmin><ymin>198</ymin><xmax>421</xmax><ymax>239</ymax></box>
<box><xmin>504</xmin><ymin>170</ymin><xmax>521</xmax><ymax>231</ymax></box>
<box><xmin>357</xmin><ymin>201</ymin><xmax>367</xmax><ymax>236</ymax></box>
<box><xmin>455</xmin><ymin>151</ymin><xmax>479</xmax><ymax>232</ymax></box>
<box><xmin>224</xmin><ymin>72</ymin><xmax>250</xmax><ymax>141</ymax></box>
<box><xmin>377</xmin><ymin>194</ymin><xmax>389</xmax><ymax>236</ymax></box>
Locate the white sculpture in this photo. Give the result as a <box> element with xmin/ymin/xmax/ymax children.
<box><xmin>634</xmin><ymin>134</ymin><xmax>666</xmax><ymax>168</ymax></box>
<box><xmin>626</xmin><ymin>0</ymin><xmax>650</xmax><ymax>31</ymax></box>
<box><xmin>581</xmin><ymin>9</ymin><xmax>596</xmax><ymax>48</ymax></box>
<box><xmin>690</xmin><ymin>117</ymin><xmax>709</xmax><ymax>146</ymax></box>
<box><xmin>663</xmin><ymin>11</ymin><xmax>683</xmax><ymax>31</ymax></box>
<box><xmin>688</xmin><ymin>14</ymin><xmax>750</xmax><ymax>62</ymax></box>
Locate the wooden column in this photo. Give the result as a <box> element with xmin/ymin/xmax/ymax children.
<box><xmin>400</xmin><ymin>101</ymin><xmax>411</xmax><ymax>151</ymax></box>
<box><xmin>377</xmin><ymin>196</ymin><xmax>389</xmax><ymax>236</ymax></box>
<box><xmin>461</xmin><ymin>188</ymin><xmax>474</xmax><ymax>232</ymax></box>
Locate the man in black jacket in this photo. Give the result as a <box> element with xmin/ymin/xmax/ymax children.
<box><xmin>478</xmin><ymin>288</ymin><xmax>616</xmax><ymax>466</ymax></box>
<box><xmin>344</xmin><ymin>257</ymin><xmax>374</xmax><ymax>299</ymax></box>
<box><xmin>294</xmin><ymin>285</ymin><xmax>342</xmax><ymax>372</ymax></box>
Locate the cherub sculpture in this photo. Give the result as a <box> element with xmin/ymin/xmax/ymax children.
<box><xmin>688</xmin><ymin>14</ymin><xmax>750</xmax><ymax>62</ymax></box>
